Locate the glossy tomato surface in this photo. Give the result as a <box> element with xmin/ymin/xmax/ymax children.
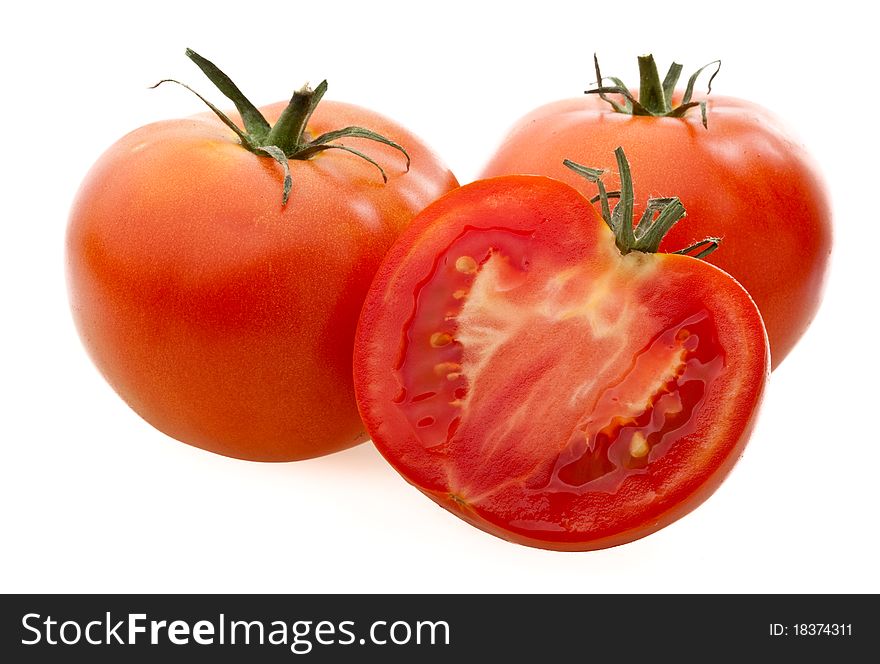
<box><xmin>480</xmin><ymin>95</ymin><xmax>831</xmax><ymax>369</ymax></box>
<box><xmin>354</xmin><ymin>176</ymin><xmax>768</xmax><ymax>550</ymax></box>
<box><xmin>67</xmin><ymin>101</ymin><xmax>458</xmax><ymax>461</ymax></box>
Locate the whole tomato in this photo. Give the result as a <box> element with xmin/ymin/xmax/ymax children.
<box><xmin>480</xmin><ymin>55</ymin><xmax>831</xmax><ymax>369</ymax></box>
<box><xmin>66</xmin><ymin>50</ymin><xmax>458</xmax><ymax>461</ymax></box>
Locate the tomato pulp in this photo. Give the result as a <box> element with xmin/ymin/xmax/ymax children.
<box><xmin>354</xmin><ymin>174</ymin><xmax>768</xmax><ymax>550</ymax></box>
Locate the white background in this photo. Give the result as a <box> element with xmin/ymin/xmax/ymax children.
<box><xmin>2</xmin><ymin>0</ymin><xmax>877</xmax><ymax>593</ymax></box>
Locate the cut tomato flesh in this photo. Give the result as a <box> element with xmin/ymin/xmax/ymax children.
<box><xmin>394</xmin><ymin>226</ymin><xmax>725</xmax><ymax>509</ymax></box>
<box><xmin>549</xmin><ymin>312</ymin><xmax>723</xmax><ymax>493</ymax></box>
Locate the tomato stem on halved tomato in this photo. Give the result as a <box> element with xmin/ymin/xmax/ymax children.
<box><xmin>586</xmin><ymin>54</ymin><xmax>722</xmax><ymax>128</ymax></box>
<box><xmin>151</xmin><ymin>49</ymin><xmax>411</xmax><ymax>205</ymax></box>
<box><xmin>564</xmin><ymin>148</ymin><xmax>721</xmax><ymax>258</ymax></box>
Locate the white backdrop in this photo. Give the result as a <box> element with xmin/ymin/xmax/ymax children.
<box><xmin>2</xmin><ymin>0</ymin><xmax>876</xmax><ymax>593</ymax></box>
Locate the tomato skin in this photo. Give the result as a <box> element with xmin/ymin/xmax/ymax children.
<box><xmin>67</xmin><ymin>100</ymin><xmax>458</xmax><ymax>461</ymax></box>
<box><xmin>354</xmin><ymin>175</ymin><xmax>768</xmax><ymax>551</ymax></box>
<box><xmin>480</xmin><ymin>95</ymin><xmax>831</xmax><ymax>369</ymax></box>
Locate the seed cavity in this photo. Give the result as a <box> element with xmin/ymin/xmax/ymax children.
<box><xmin>455</xmin><ymin>256</ymin><xmax>478</xmax><ymax>274</ymax></box>
<box><xmin>430</xmin><ymin>332</ymin><xmax>453</xmax><ymax>348</ymax></box>
<box><xmin>417</xmin><ymin>416</ymin><xmax>435</xmax><ymax>427</ymax></box>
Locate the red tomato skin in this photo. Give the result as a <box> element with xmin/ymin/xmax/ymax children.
<box><xmin>354</xmin><ymin>175</ymin><xmax>768</xmax><ymax>551</ymax></box>
<box><xmin>67</xmin><ymin>100</ymin><xmax>458</xmax><ymax>461</ymax></box>
<box><xmin>480</xmin><ymin>95</ymin><xmax>831</xmax><ymax>369</ymax></box>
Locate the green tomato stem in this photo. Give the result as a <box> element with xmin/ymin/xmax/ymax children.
<box><xmin>563</xmin><ymin>148</ymin><xmax>721</xmax><ymax>259</ymax></box>
<box><xmin>153</xmin><ymin>49</ymin><xmax>410</xmax><ymax>206</ymax></box>
<box><xmin>265</xmin><ymin>82</ymin><xmax>325</xmax><ymax>154</ymax></box>
<box><xmin>637</xmin><ymin>55</ymin><xmax>667</xmax><ymax>116</ymax></box>
<box><xmin>587</xmin><ymin>54</ymin><xmax>721</xmax><ymax>128</ymax></box>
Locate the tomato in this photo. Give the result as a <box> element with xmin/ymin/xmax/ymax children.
<box><xmin>66</xmin><ymin>50</ymin><xmax>457</xmax><ymax>461</ymax></box>
<box><xmin>354</xmin><ymin>150</ymin><xmax>768</xmax><ymax>550</ymax></box>
<box><xmin>480</xmin><ymin>56</ymin><xmax>831</xmax><ymax>369</ymax></box>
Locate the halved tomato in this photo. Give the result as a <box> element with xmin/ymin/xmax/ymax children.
<box><xmin>354</xmin><ymin>151</ymin><xmax>768</xmax><ymax>550</ymax></box>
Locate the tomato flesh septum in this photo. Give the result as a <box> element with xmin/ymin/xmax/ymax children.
<box><xmin>393</xmin><ymin>226</ymin><xmax>724</xmax><ymax>512</ymax></box>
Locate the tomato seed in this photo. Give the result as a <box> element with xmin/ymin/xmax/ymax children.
<box><xmin>430</xmin><ymin>332</ymin><xmax>453</xmax><ymax>347</ymax></box>
<box><xmin>455</xmin><ymin>256</ymin><xmax>478</xmax><ymax>274</ymax></box>
<box><xmin>434</xmin><ymin>362</ymin><xmax>461</xmax><ymax>376</ymax></box>
<box><xmin>629</xmin><ymin>432</ymin><xmax>650</xmax><ymax>458</ymax></box>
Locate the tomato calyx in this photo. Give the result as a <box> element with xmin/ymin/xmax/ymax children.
<box><xmin>564</xmin><ymin>147</ymin><xmax>721</xmax><ymax>258</ymax></box>
<box><xmin>151</xmin><ymin>49</ymin><xmax>411</xmax><ymax>205</ymax></box>
<box><xmin>586</xmin><ymin>54</ymin><xmax>721</xmax><ymax>128</ymax></box>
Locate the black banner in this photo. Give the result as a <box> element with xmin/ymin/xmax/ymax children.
<box><xmin>0</xmin><ymin>594</ymin><xmax>869</xmax><ymax>661</ymax></box>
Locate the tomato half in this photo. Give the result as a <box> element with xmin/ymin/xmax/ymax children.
<box><xmin>66</xmin><ymin>52</ymin><xmax>458</xmax><ymax>461</ymax></box>
<box><xmin>354</xmin><ymin>172</ymin><xmax>768</xmax><ymax>550</ymax></box>
<box><xmin>480</xmin><ymin>61</ymin><xmax>831</xmax><ymax>370</ymax></box>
